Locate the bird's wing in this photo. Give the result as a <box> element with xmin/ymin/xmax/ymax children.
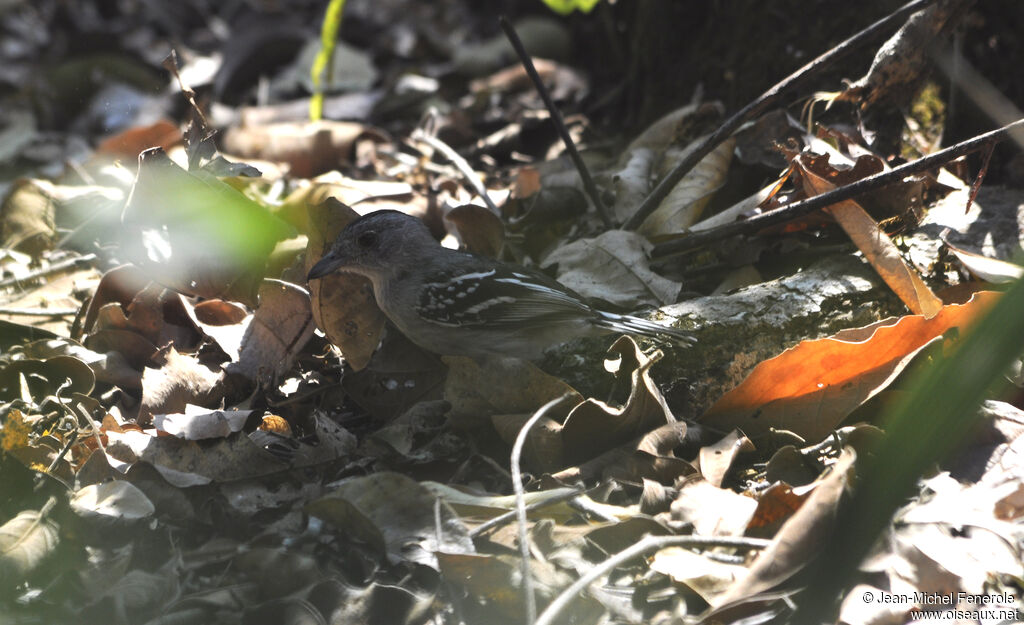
<box><xmin>415</xmin><ymin>261</ymin><xmax>593</xmax><ymax>328</ymax></box>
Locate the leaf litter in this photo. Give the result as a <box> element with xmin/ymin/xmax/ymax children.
<box><xmin>0</xmin><ymin>2</ymin><xmax>1023</xmax><ymax>624</ymax></box>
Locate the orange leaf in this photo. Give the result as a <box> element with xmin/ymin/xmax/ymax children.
<box><xmin>700</xmin><ymin>291</ymin><xmax>999</xmax><ymax>441</ymax></box>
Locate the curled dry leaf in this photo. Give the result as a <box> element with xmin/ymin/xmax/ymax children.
<box><xmin>0</xmin><ymin>508</ymin><xmax>60</xmax><ymax>594</ymax></box>
<box><xmin>560</xmin><ymin>337</ymin><xmax>677</xmax><ymax>465</ymax></box>
<box><xmin>305</xmin><ymin>198</ymin><xmax>386</xmax><ymax>371</ymax></box>
<box><xmin>541</xmin><ymin>229</ymin><xmax>682</xmax><ymax>308</ymax></box>
<box><xmin>152</xmin><ymin>406</ymin><xmax>251</xmax><ymax>440</ymax></box>
<box><xmin>70</xmin><ymin>481</ymin><xmax>155</xmax><ymax>527</ymax></box>
<box><xmin>180</xmin><ymin>297</ymin><xmax>249</xmax><ymax>361</ymax></box>
<box><xmin>945</xmin><ymin>241</ymin><xmax>1024</xmax><ymax>284</ymax></box>
<box><xmin>701</xmin><ymin>291</ymin><xmax>1000</xmax><ymax>442</ymax></box>
<box><xmin>698</xmin><ymin>429</ymin><xmax>755</xmax><ymax>487</ymax></box>
<box><xmin>444</xmin><ymin>203</ymin><xmax>505</xmax><ymax>258</ymax></box>
<box><xmin>551</xmin><ymin>421</ymin><xmax>697</xmax><ymax>484</ymax></box>
<box><xmin>671</xmin><ymin>480</ymin><xmax>759</xmax><ymax>537</ymax></box>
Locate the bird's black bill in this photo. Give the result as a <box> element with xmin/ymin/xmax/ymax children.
<box><xmin>307</xmin><ymin>252</ymin><xmax>342</xmax><ymax>281</ymax></box>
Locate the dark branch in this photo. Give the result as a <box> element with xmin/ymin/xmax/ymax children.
<box><xmin>652</xmin><ymin>116</ymin><xmax>1024</xmax><ymax>259</ymax></box>
<box><xmin>624</xmin><ymin>0</ymin><xmax>937</xmax><ymax>231</ymax></box>
<box><xmin>499</xmin><ymin>16</ymin><xmax>614</xmax><ymax>228</ymax></box>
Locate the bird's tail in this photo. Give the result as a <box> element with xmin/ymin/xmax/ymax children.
<box><xmin>595</xmin><ymin>311</ymin><xmax>696</xmax><ymax>345</ymax></box>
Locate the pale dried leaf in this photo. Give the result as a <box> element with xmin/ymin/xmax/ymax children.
<box><xmin>541</xmin><ymin>229</ymin><xmax>681</xmax><ymax>308</ymax></box>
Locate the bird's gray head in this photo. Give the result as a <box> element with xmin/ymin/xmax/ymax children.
<box><xmin>307</xmin><ymin>210</ymin><xmax>437</xmax><ymax>282</ymax></box>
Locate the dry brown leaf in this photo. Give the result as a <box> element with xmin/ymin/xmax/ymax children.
<box><xmin>180</xmin><ymin>297</ymin><xmax>249</xmax><ymax>360</ymax></box>
<box><xmin>700</xmin><ymin>291</ymin><xmax>1000</xmax><ymax>441</ymax></box>
<box><xmin>282</xmin><ymin>174</ymin><xmax>421</xmax><ymax>233</ymax></box>
<box><xmin>0</xmin><ymin>179</ymin><xmax>56</xmax><ymax>256</ymax></box>
<box><xmin>796</xmin><ymin>153</ymin><xmax>943</xmax><ymax>317</ymax></box>
<box><xmin>105</xmin><ymin>412</ymin><xmax>354</xmax><ymax>486</ymax></box>
<box><xmin>650</xmin><ymin>546</ymin><xmax>747</xmax><ymax>604</ymax></box>
<box><xmin>305</xmin><ymin>198</ymin><xmax>386</xmax><ymax>371</ymax></box>
<box><xmin>0</xmin><ymin>508</ymin><xmax>60</xmax><ymax>593</ymax></box>
<box><xmin>671</xmin><ymin>479</ymin><xmax>759</xmax><ymax>537</ymax></box>
<box><xmin>221</xmin><ymin>120</ymin><xmax>368</xmax><ymax>178</ymax></box>
<box><xmin>551</xmin><ymin>422</ymin><xmax>697</xmax><ymax>484</ymax></box>
<box><xmin>226</xmin><ymin>280</ymin><xmax>314</xmax><ymax>386</ymax></box>
<box><xmin>95</xmin><ymin>120</ymin><xmax>182</xmax><ymax>158</ymax></box>
<box><xmin>746</xmin><ymin>483</ymin><xmax>808</xmax><ymax>537</ymax></box>
<box><xmin>945</xmin><ymin>241</ymin><xmax>1024</xmax><ymax>283</ymax></box>
<box><xmin>638</xmin><ymin>136</ymin><xmax>734</xmax><ymax>236</ymax></box>
<box><xmin>81</xmin><ymin>265</ymin><xmax>152</xmax><ymax>335</ymax></box>
<box><xmin>560</xmin><ymin>337</ymin><xmax>677</xmax><ymax>465</ymax></box>
<box><xmin>491</xmin><ymin>412</ymin><xmax>567</xmax><ymax>473</ymax></box>
<box><xmin>512</xmin><ymin>167</ymin><xmax>542</xmax><ymax>198</ymax></box>
<box><xmin>444</xmin><ymin>203</ymin><xmax>505</xmax><ymax>258</ymax></box>
<box><xmin>713</xmin><ymin>448</ymin><xmax>856</xmax><ymax>607</ymax></box>
<box><xmin>445</xmin><ymin>355</ymin><xmax>580</xmax><ymax>426</ymax></box>
<box><xmin>308</xmin><ymin>472</ymin><xmax>475</xmax><ymax>569</ymax></box>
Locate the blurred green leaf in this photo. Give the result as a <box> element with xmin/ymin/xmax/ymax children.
<box><xmin>121</xmin><ymin>148</ymin><xmax>293</xmax><ymax>306</ymax></box>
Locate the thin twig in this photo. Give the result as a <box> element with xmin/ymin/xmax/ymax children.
<box><xmin>652</xmin><ymin>116</ymin><xmax>1024</xmax><ymax>259</ymax></box>
<box><xmin>534</xmin><ymin>533</ymin><xmax>772</xmax><ymax>625</ymax></box>
<box><xmin>511</xmin><ymin>393</ymin><xmax>574</xmax><ymax>625</ymax></box>
<box><xmin>498</xmin><ymin>16</ymin><xmax>613</xmax><ymax>229</ymax></box>
<box><xmin>623</xmin><ymin>0</ymin><xmax>936</xmax><ymax>231</ymax></box>
<box><xmin>0</xmin><ymin>254</ymin><xmax>97</xmax><ymax>288</ymax></box>
<box><xmin>469</xmin><ymin>487</ymin><xmax>582</xmax><ymax>538</ymax></box>
<box><xmin>0</xmin><ymin>308</ymin><xmax>80</xmax><ymax>316</ymax></box>
<box><xmin>412</xmin><ymin>130</ymin><xmax>501</xmax><ymax>215</ymax></box>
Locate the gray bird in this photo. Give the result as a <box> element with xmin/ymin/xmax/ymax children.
<box><xmin>307</xmin><ymin>210</ymin><xmax>694</xmax><ymax>359</ymax></box>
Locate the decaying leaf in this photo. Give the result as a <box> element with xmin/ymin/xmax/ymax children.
<box><xmin>221</xmin><ymin>120</ymin><xmax>372</xmax><ymax>179</ymax></box>
<box><xmin>444</xmin><ymin>203</ymin><xmax>506</xmax><ymax>257</ymax></box>
<box><xmin>70</xmin><ymin>481</ymin><xmax>155</xmax><ymax>527</ymax></box>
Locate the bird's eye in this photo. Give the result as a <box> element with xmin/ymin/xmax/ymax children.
<box><xmin>356</xmin><ymin>231</ymin><xmax>378</xmax><ymax>248</ymax></box>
